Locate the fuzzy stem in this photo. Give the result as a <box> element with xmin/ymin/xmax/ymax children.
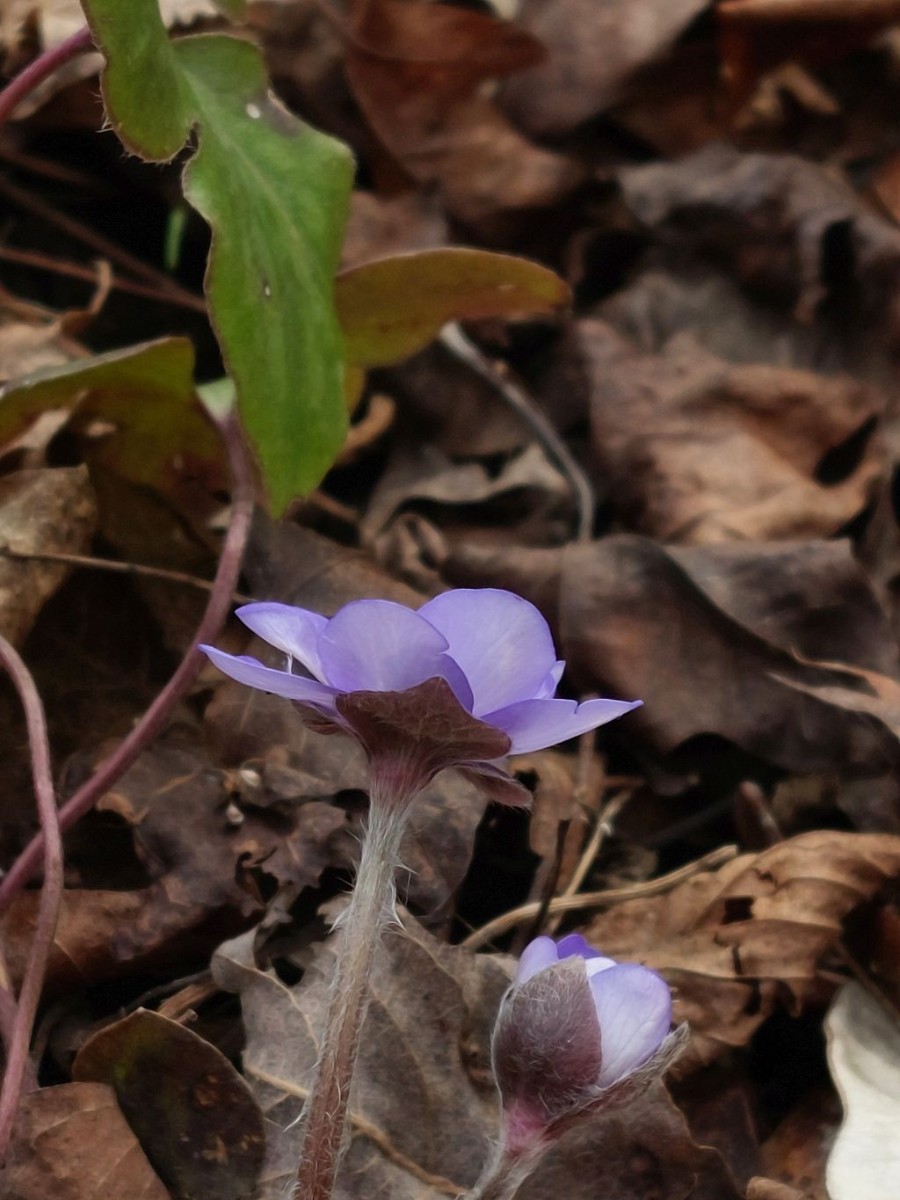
<box><xmin>462</xmin><ymin>1140</ymin><xmax>546</xmax><ymax>1200</ymax></box>
<box><xmin>294</xmin><ymin>777</ymin><xmax>416</xmax><ymax>1200</ymax></box>
<box><xmin>0</xmin><ymin>409</ymin><xmax>254</xmax><ymax>915</ymax></box>
<box><xmin>0</xmin><ymin>26</ymin><xmax>95</xmax><ymax>127</ymax></box>
<box><xmin>0</xmin><ymin>638</ymin><xmax>63</xmax><ymax>1162</ymax></box>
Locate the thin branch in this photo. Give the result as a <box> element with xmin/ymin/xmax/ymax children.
<box><xmin>0</xmin><ymin>544</ymin><xmax>251</xmax><ymax>604</ymax></box>
<box><xmin>0</xmin><ymin>410</ymin><xmax>255</xmax><ymax>914</ymax></box>
<box><xmin>439</xmin><ymin>324</ymin><xmax>595</xmax><ymax>542</ymax></box>
<box><xmin>0</xmin><ymin>638</ymin><xmax>64</xmax><ymax>1160</ymax></box>
<box><xmin>0</xmin><ymin>176</ymin><xmax>207</xmax><ymax>315</ymax></box>
<box><xmin>461</xmin><ymin>845</ymin><xmax>739</xmax><ymax>951</ymax></box>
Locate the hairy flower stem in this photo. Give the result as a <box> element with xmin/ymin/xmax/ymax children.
<box><xmin>0</xmin><ymin>26</ymin><xmax>95</xmax><ymax>126</ymax></box>
<box><xmin>294</xmin><ymin>774</ymin><xmax>416</xmax><ymax>1200</ymax></box>
<box><xmin>462</xmin><ymin>1141</ymin><xmax>546</xmax><ymax>1200</ymax></box>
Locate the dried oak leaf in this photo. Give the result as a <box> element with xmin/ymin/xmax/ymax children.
<box><xmin>441</xmin><ymin>534</ymin><xmax>900</xmax><ymax>781</ymax></box>
<box><xmin>0</xmin><ymin>1082</ymin><xmax>170</xmax><ymax>1200</ymax></box>
<box><xmin>501</xmin><ymin>0</ymin><xmax>710</xmax><ymax>136</ymax></box>
<box><xmin>567</xmin><ymin>319</ymin><xmax>883</xmax><ymax>543</ymax></box>
<box><xmin>213</xmin><ymin>916</ymin><xmax>740</xmax><ymax>1200</ymax></box>
<box><xmin>0</xmin><ymin>466</ymin><xmax>97</xmax><ymax>645</ymax></box>
<box><xmin>341</xmin><ymin>0</ymin><xmax>583</xmax><ymax>231</ymax></box>
<box><xmin>73</xmin><ymin>1010</ymin><xmax>265</xmax><ymax>1200</ymax></box>
<box><xmin>580</xmin><ymin>831</ymin><xmax>900</xmax><ymax>1070</ymax></box>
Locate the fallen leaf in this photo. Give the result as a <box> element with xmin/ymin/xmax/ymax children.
<box><xmin>342</xmin><ymin>0</ymin><xmax>583</xmax><ymax>231</ymax></box>
<box><xmin>440</xmin><ymin>534</ymin><xmax>900</xmax><ymax>782</ymax></box>
<box><xmin>0</xmin><ymin>1082</ymin><xmax>171</xmax><ymax>1200</ymax></box>
<box><xmin>824</xmin><ymin>981</ymin><xmax>900</xmax><ymax>1200</ymax></box>
<box><xmin>73</xmin><ymin>1009</ymin><xmax>266</xmax><ymax>1200</ymax></box>
<box><xmin>571</xmin><ymin>319</ymin><xmax>882</xmax><ymax>542</ymax></box>
<box><xmin>501</xmin><ymin>0</ymin><xmax>711</xmax><ymax>136</ymax></box>
<box><xmin>0</xmin><ymin>466</ymin><xmax>96</xmax><ymax>645</ymax></box>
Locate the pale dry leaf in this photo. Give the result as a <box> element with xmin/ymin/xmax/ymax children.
<box><xmin>0</xmin><ymin>1082</ymin><xmax>171</xmax><ymax>1200</ymax></box>
<box><xmin>0</xmin><ymin>466</ymin><xmax>97</xmax><ymax>645</ymax></box>
<box><xmin>825</xmin><ymin>981</ymin><xmax>900</xmax><ymax>1200</ymax></box>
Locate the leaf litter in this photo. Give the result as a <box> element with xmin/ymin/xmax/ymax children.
<box><xmin>5</xmin><ymin>2</ymin><xmax>900</xmax><ymax>1198</ymax></box>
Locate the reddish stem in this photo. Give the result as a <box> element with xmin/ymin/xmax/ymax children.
<box><xmin>0</xmin><ymin>26</ymin><xmax>96</xmax><ymax>127</ymax></box>
<box><xmin>0</xmin><ymin>638</ymin><xmax>63</xmax><ymax>1161</ymax></box>
<box><xmin>0</xmin><ymin>410</ymin><xmax>255</xmax><ymax>914</ymax></box>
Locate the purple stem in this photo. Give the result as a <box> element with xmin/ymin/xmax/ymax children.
<box><xmin>0</xmin><ymin>410</ymin><xmax>255</xmax><ymax>915</ymax></box>
<box><xmin>0</xmin><ymin>638</ymin><xmax>64</xmax><ymax>1161</ymax></box>
<box><xmin>0</xmin><ymin>26</ymin><xmax>96</xmax><ymax>128</ymax></box>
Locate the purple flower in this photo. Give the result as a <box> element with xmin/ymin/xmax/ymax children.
<box><xmin>201</xmin><ymin>589</ymin><xmax>640</xmax><ymax>804</ymax></box>
<box><xmin>491</xmin><ymin>934</ymin><xmax>685</xmax><ymax>1154</ymax></box>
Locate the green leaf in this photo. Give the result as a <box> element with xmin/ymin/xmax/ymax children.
<box><xmin>335</xmin><ymin>248</ymin><xmax>571</xmax><ymax>367</ymax></box>
<box><xmin>82</xmin><ymin>0</ymin><xmax>354</xmax><ymax>512</ymax></box>
<box><xmin>0</xmin><ymin>337</ymin><xmax>226</xmax><ymax>509</ymax></box>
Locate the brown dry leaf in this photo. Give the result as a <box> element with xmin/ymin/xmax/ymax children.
<box><xmin>441</xmin><ymin>534</ymin><xmax>900</xmax><ymax>782</ymax></box>
<box><xmin>341</xmin><ymin>191</ymin><xmax>448</xmax><ymax>269</ymax></box>
<box><xmin>213</xmin><ymin>915</ymin><xmax>740</xmax><ymax>1200</ymax></box>
<box><xmin>0</xmin><ymin>1082</ymin><xmax>171</xmax><ymax>1200</ymax></box>
<box><xmin>579</xmin><ymin>831</ymin><xmax>900</xmax><ymax>1069</ymax></box>
<box><xmin>568</xmin><ymin>320</ymin><xmax>883</xmax><ymax>543</ymax></box>
<box><xmin>341</xmin><ymin>0</ymin><xmax>583</xmax><ymax>231</ymax></box>
<box><xmin>0</xmin><ymin>466</ymin><xmax>97</xmax><ymax>645</ymax></box>
<box><xmin>74</xmin><ymin>1010</ymin><xmax>266</xmax><ymax>1200</ymax></box>
<box><xmin>608</xmin><ymin>143</ymin><xmax>900</xmax><ymax>389</ymax></box>
<box><xmin>500</xmin><ymin>0</ymin><xmax>711</xmax><ymax>136</ymax></box>
<box><xmin>362</xmin><ymin>440</ymin><xmax>572</xmax><ymax>557</ymax></box>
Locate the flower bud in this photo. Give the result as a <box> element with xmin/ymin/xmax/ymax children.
<box><xmin>491</xmin><ymin>934</ymin><xmax>685</xmax><ymax>1155</ymax></box>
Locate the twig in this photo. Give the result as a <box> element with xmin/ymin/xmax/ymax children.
<box><xmin>461</xmin><ymin>845</ymin><xmax>739</xmax><ymax>951</ymax></box>
<box><xmin>0</xmin><ymin>544</ymin><xmax>251</xmax><ymax>604</ymax></box>
<box><xmin>0</xmin><ymin>26</ymin><xmax>95</xmax><ymax>127</ymax></box>
<box><xmin>0</xmin><ymin>638</ymin><xmax>64</xmax><ymax>1161</ymax></box>
<box><xmin>0</xmin><ymin>245</ymin><xmax>209</xmax><ymax>313</ymax></box>
<box><xmin>0</xmin><ymin>410</ymin><xmax>255</xmax><ymax>914</ymax></box>
<box><xmin>439</xmin><ymin>324</ymin><xmax>596</xmax><ymax>542</ymax></box>
<box><xmin>0</xmin><ymin>175</ymin><xmax>207</xmax><ymax>315</ymax></box>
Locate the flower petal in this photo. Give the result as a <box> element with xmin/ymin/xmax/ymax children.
<box><xmin>485</xmin><ymin>697</ymin><xmax>642</xmax><ymax>755</ymax></box>
<box><xmin>235</xmin><ymin>602</ymin><xmax>328</xmax><ymax>679</ymax></box>
<box><xmin>201</xmin><ymin>645</ymin><xmax>338</xmax><ymax>706</ymax></box>
<box><xmin>418</xmin><ymin>589</ymin><xmax>558</xmax><ymax>716</ymax></box>
<box><xmin>535</xmin><ymin>660</ymin><xmax>565</xmax><ymax>699</ymax></box>
<box><xmin>515</xmin><ymin>936</ymin><xmax>559</xmax><ymax>984</ymax></box>
<box><xmin>557</xmin><ymin>933</ymin><xmax>605</xmax><ymax>963</ymax></box>
<box><xmin>590</xmin><ymin>963</ymin><xmax>672</xmax><ymax>1088</ymax></box>
<box><xmin>317</xmin><ymin>599</ymin><xmax>472</xmax><ymax>706</ymax></box>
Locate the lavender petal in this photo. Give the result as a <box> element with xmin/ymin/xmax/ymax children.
<box><xmin>235</xmin><ymin>602</ymin><xmax>328</xmax><ymax>680</ymax></box>
<box><xmin>318</xmin><ymin>599</ymin><xmax>472</xmax><ymax>705</ymax></box>
<box><xmin>200</xmin><ymin>646</ymin><xmax>339</xmax><ymax>705</ymax></box>
<box><xmin>485</xmin><ymin>696</ymin><xmax>643</xmax><ymax>755</ymax></box>
<box><xmin>589</xmin><ymin>963</ymin><xmax>672</xmax><ymax>1088</ymax></box>
<box><xmin>418</xmin><ymin>589</ymin><xmax>558</xmax><ymax>716</ymax></box>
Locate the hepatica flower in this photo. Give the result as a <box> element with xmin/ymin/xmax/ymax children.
<box><xmin>200</xmin><ymin>590</ymin><xmax>641</xmax><ymax>1200</ymax></box>
<box><xmin>491</xmin><ymin>934</ymin><xmax>687</xmax><ymax>1162</ymax></box>
<box><xmin>202</xmin><ymin>588</ymin><xmax>640</xmax><ymax>806</ymax></box>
